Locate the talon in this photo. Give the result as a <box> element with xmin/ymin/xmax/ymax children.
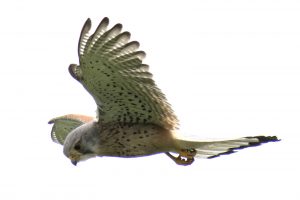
<box><xmin>165</xmin><ymin>152</ymin><xmax>195</xmax><ymax>166</ymax></box>
<box><xmin>180</xmin><ymin>148</ymin><xmax>197</xmax><ymax>159</ymax></box>
<box><xmin>176</xmin><ymin>155</ymin><xmax>194</xmax><ymax>166</ymax></box>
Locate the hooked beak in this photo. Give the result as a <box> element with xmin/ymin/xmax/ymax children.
<box><xmin>71</xmin><ymin>160</ymin><xmax>78</xmax><ymax>166</ymax></box>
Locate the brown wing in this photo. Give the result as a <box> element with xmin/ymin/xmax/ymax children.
<box><xmin>69</xmin><ymin>18</ymin><xmax>179</xmax><ymax>129</ymax></box>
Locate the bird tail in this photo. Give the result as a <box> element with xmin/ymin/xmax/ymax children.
<box><xmin>173</xmin><ymin>136</ymin><xmax>280</xmax><ymax>159</ymax></box>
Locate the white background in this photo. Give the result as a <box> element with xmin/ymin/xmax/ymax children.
<box><xmin>0</xmin><ymin>0</ymin><xmax>299</xmax><ymax>199</ymax></box>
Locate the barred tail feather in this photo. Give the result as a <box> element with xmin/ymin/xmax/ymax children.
<box><xmin>175</xmin><ymin>136</ymin><xmax>280</xmax><ymax>159</ymax></box>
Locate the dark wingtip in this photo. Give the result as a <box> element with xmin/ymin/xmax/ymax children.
<box><xmin>85</xmin><ymin>18</ymin><xmax>92</xmax><ymax>27</ymax></box>
<box><xmin>116</xmin><ymin>23</ymin><xmax>123</xmax><ymax>29</ymax></box>
<box><xmin>122</xmin><ymin>31</ymin><xmax>131</xmax><ymax>39</ymax></box>
<box><xmin>48</xmin><ymin>119</ymin><xmax>55</xmax><ymax>124</ymax></box>
<box><xmin>246</xmin><ymin>136</ymin><xmax>281</xmax><ymax>143</ymax></box>
<box><xmin>99</xmin><ymin>17</ymin><xmax>109</xmax><ymax>28</ymax></box>
<box><xmin>102</xmin><ymin>17</ymin><xmax>109</xmax><ymax>23</ymax></box>
<box><xmin>68</xmin><ymin>64</ymin><xmax>81</xmax><ymax>81</ymax></box>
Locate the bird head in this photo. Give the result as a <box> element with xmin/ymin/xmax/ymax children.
<box><xmin>63</xmin><ymin>121</ymin><xmax>100</xmax><ymax>165</ymax></box>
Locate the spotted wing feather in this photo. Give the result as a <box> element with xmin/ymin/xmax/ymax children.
<box><xmin>70</xmin><ymin>18</ymin><xmax>179</xmax><ymax>129</ymax></box>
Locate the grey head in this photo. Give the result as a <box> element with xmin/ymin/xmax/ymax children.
<box><xmin>63</xmin><ymin>121</ymin><xmax>101</xmax><ymax>165</ymax></box>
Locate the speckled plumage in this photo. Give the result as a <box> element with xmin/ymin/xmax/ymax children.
<box><xmin>70</xmin><ymin>17</ymin><xmax>178</xmax><ymax>129</ymax></box>
<box><xmin>49</xmin><ymin>18</ymin><xmax>279</xmax><ymax>166</ymax></box>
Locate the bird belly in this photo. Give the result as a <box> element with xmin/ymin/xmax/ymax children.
<box><xmin>97</xmin><ymin>123</ymin><xmax>175</xmax><ymax>157</ymax></box>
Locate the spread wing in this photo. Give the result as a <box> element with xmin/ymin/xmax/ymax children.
<box><xmin>69</xmin><ymin>18</ymin><xmax>179</xmax><ymax>129</ymax></box>
<box><xmin>48</xmin><ymin>114</ymin><xmax>94</xmax><ymax>145</ymax></box>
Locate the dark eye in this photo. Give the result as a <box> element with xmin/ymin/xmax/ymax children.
<box><xmin>74</xmin><ymin>143</ymin><xmax>81</xmax><ymax>151</ymax></box>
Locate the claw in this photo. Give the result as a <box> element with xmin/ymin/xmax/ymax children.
<box><xmin>180</xmin><ymin>149</ymin><xmax>197</xmax><ymax>158</ymax></box>
<box><xmin>165</xmin><ymin>149</ymin><xmax>196</xmax><ymax>166</ymax></box>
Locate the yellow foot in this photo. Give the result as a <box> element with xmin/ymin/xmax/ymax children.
<box><xmin>180</xmin><ymin>148</ymin><xmax>197</xmax><ymax>158</ymax></box>
<box><xmin>165</xmin><ymin>149</ymin><xmax>196</xmax><ymax>166</ymax></box>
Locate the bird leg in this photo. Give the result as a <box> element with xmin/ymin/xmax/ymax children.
<box><xmin>165</xmin><ymin>149</ymin><xmax>196</xmax><ymax>166</ymax></box>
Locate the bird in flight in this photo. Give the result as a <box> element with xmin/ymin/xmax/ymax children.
<box><xmin>49</xmin><ymin>17</ymin><xmax>279</xmax><ymax>166</ymax></box>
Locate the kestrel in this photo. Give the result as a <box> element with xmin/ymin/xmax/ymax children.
<box><xmin>49</xmin><ymin>17</ymin><xmax>279</xmax><ymax>166</ymax></box>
